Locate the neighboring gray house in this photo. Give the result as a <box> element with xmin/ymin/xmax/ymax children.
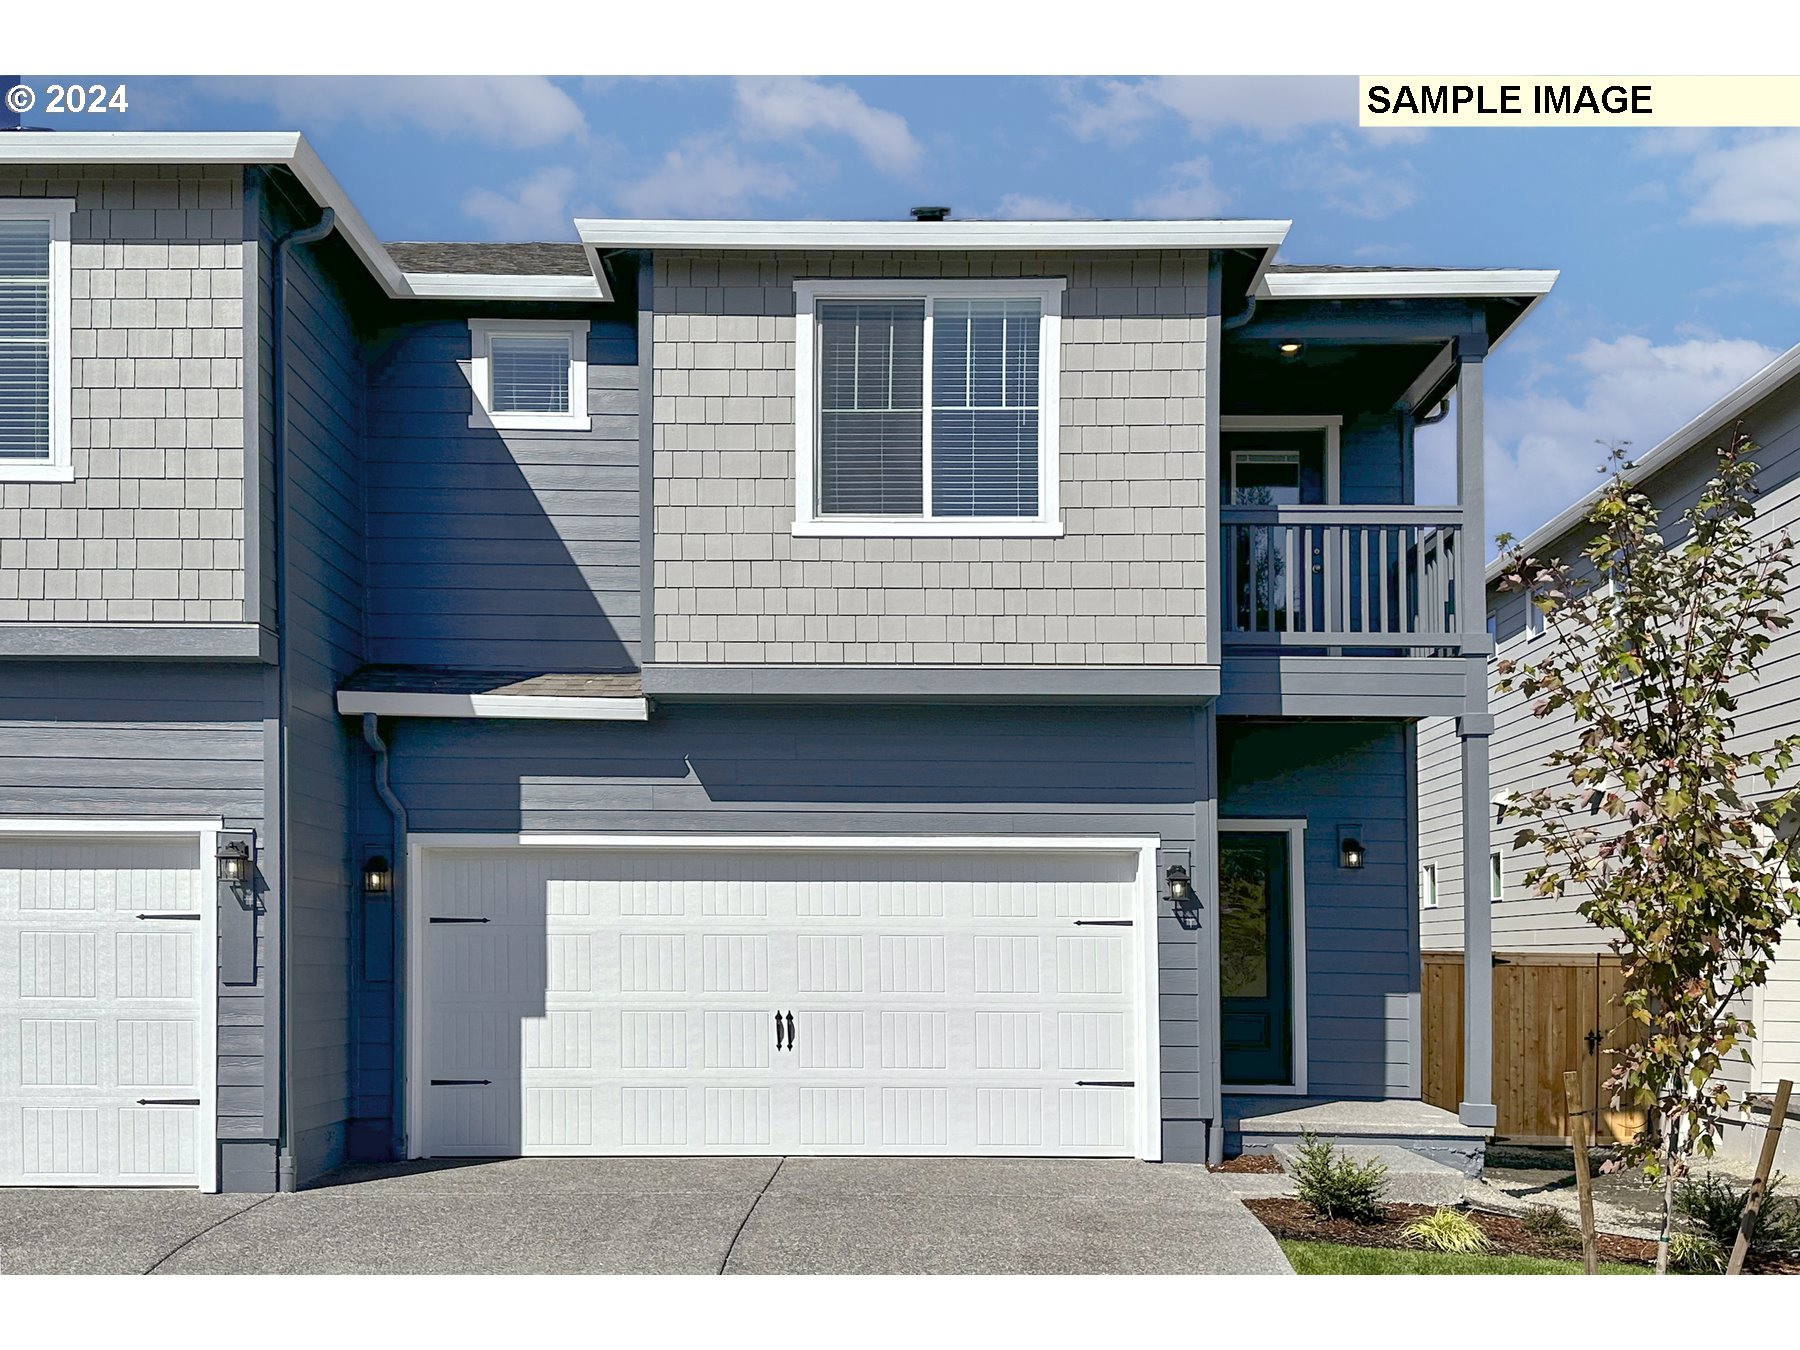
<box><xmin>0</xmin><ymin>132</ymin><xmax>1551</xmax><ymax>1192</ymax></box>
<box><xmin>1418</xmin><ymin>342</ymin><xmax>1800</xmax><ymax>1161</ymax></box>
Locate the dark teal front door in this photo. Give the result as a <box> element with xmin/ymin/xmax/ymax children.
<box><xmin>1219</xmin><ymin>831</ymin><xmax>1294</xmax><ymax>1086</ymax></box>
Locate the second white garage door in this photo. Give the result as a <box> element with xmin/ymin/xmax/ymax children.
<box><xmin>412</xmin><ymin>841</ymin><xmax>1157</xmax><ymax>1159</ymax></box>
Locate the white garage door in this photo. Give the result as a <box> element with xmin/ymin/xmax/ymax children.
<box><xmin>415</xmin><ymin>843</ymin><xmax>1156</xmax><ymax>1158</ymax></box>
<box><xmin>0</xmin><ymin>834</ymin><xmax>210</xmax><ymax>1187</ymax></box>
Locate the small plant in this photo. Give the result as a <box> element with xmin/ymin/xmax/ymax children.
<box><xmin>1289</xmin><ymin>1132</ymin><xmax>1389</xmax><ymax>1224</ymax></box>
<box><xmin>1674</xmin><ymin>1172</ymin><xmax>1800</xmax><ymax>1257</ymax></box>
<box><xmin>1667</xmin><ymin>1230</ymin><xmax>1726</xmax><ymax>1274</ymax></box>
<box><xmin>1521</xmin><ymin>1204</ymin><xmax>1580</xmax><ymax>1247</ymax></box>
<box><xmin>1400</xmin><ymin>1207</ymin><xmax>1490</xmax><ymax>1254</ymax></box>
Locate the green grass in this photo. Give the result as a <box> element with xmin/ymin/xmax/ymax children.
<box><xmin>1280</xmin><ymin>1239</ymin><xmax>1649</xmax><ymax>1275</ymax></box>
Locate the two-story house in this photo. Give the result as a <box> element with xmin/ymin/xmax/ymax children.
<box><xmin>0</xmin><ymin>131</ymin><xmax>1552</xmax><ymax>1192</ymax></box>
<box><xmin>1419</xmin><ymin>340</ymin><xmax>1800</xmax><ymax>1165</ymax></box>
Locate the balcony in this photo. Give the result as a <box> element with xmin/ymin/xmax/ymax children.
<box><xmin>1220</xmin><ymin>505</ymin><xmax>1467</xmax><ymax>654</ymax></box>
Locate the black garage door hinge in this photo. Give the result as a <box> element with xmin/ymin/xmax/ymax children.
<box><xmin>428</xmin><ymin>917</ymin><xmax>490</xmax><ymax>924</ymax></box>
<box><xmin>1075</xmin><ymin>1080</ymin><xmax>1136</xmax><ymax>1088</ymax></box>
<box><xmin>135</xmin><ymin>1097</ymin><xmax>201</xmax><ymax>1106</ymax></box>
<box><xmin>1073</xmin><ymin>919</ymin><xmax>1133</xmax><ymax>926</ymax></box>
<box><xmin>430</xmin><ymin>1079</ymin><xmax>493</xmax><ymax>1086</ymax></box>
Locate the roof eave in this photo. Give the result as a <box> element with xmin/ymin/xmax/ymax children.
<box><xmin>572</xmin><ymin>217</ymin><xmax>1293</xmax><ymax>253</ymax></box>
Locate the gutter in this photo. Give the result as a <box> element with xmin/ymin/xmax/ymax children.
<box><xmin>360</xmin><ymin>714</ymin><xmax>409</xmax><ymax>1161</ymax></box>
<box><xmin>270</xmin><ymin>202</ymin><xmax>337</xmax><ymax>1192</ymax></box>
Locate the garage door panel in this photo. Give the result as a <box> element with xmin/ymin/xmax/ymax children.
<box><xmin>2</xmin><ymin>836</ymin><xmax>206</xmax><ymax>1187</ymax></box>
<box><xmin>419</xmin><ymin>846</ymin><xmax>1148</xmax><ymax>1159</ymax></box>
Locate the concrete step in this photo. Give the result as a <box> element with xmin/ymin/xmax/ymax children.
<box><xmin>1269</xmin><ymin>1141</ymin><xmax>1469</xmax><ymax>1207</ymax></box>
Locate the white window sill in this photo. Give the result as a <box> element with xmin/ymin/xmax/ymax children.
<box><xmin>791</xmin><ymin>517</ymin><xmax>1066</xmax><ymax>539</ymax></box>
<box><xmin>0</xmin><ymin>462</ymin><xmax>75</xmax><ymax>483</ymax></box>
<box><xmin>467</xmin><ymin>412</ymin><xmax>591</xmax><ymax>433</ymax></box>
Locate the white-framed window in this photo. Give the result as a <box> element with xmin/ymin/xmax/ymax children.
<box><xmin>0</xmin><ymin>199</ymin><xmax>74</xmax><ymax>483</ymax></box>
<box><xmin>792</xmin><ymin>277</ymin><xmax>1064</xmax><ymax>537</ymax></box>
<box><xmin>1526</xmin><ymin>591</ymin><xmax>1547</xmax><ymax>642</ymax></box>
<box><xmin>1419</xmin><ymin>861</ymin><xmax>1439</xmax><ymax>910</ymax></box>
<box><xmin>467</xmin><ymin>318</ymin><xmax>588</xmax><ymax>431</ymax></box>
<box><xmin>1486</xmin><ymin>612</ymin><xmax>1499</xmax><ymax>662</ymax></box>
<box><xmin>1490</xmin><ymin>849</ymin><xmax>1503</xmax><ymax>901</ymax></box>
<box><xmin>1220</xmin><ymin>416</ymin><xmax>1342</xmax><ymax>504</ymax></box>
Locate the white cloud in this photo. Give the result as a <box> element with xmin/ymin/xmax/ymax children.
<box><xmin>1285</xmin><ymin>135</ymin><xmax>1420</xmax><ymax>220</ymax></box>
<box><xmin>988</xmin><ymin>193</ymin><xmax>1094</xmax><ymax>221</ymax></box>
<box><xmin>1421</xmin><ymin>335</ymin><xmax>1783</xmax><ymax>543</ymax></box>
<box><xmin>461</xmin><ymin>166</ymin><xmax>578</xmax><ymax>239</ymax></box>
<box><xmin>208</xmin><ymin>76</ymin><xmax>586</xmax><ymax>148</ymax></box>
<box><xmin>1060</xmin><ymin>76</ymin><xmax>1370</xmax><ymax>145</ymax></box>
<box><xmin>613</xmin><ymin>136</ymin><xmax>797</xmax><ymax>218</ymax></box>
<box><xmin>733</xmin><ymin>77</ymin><xmax>922</xmax><ymax>176</ymax></box>
<box><xmin>1684</xmin><ymin>130</ymin><xmax>1800</xmax><ymax>227</ymax></box>
<box><xmin>1132</xmin><ymin>157</ymin><xmax>1232</xmax><ymax>217</ymax></box>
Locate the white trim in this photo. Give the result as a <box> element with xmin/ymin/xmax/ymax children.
<box><xmin>405</xmin><ymin>272</ymin><xmax>608</xmax><ymax>303</ymax></box>
<box><xmin>578</xmin><ymin>217</ymin><xmax>1290</xmax><ymax>252</ymax></box>
<box><xmin>1257</xmin><ymin>269</ymin><xmax>1559</xmax><ymax>301</ymax></box>
<box><xmin>792</xmin><ymin>277</ymin><xmax>1064</xmax><ymax>538</ymax></box>
<box><xmin>334</xmin><ymin>689</ymin><xmax>649</xmax><ymax>721</ymax></box>
<box><xmin>466</xmin><ymin>318</ymin><xmax>589</xmax><ymax>432</ymax></box>
<box><xmin>1217</xmin><ymin>818</ymin><xmax>1309</xmax><ymax>1096</ymax></box>
<box><xmin>404</xmin><ymin>832</ymin><xmax>1163</xmax><ymax>1163</ymax></box>
<box><xmin>0</xmin><ymin>199</ymin><xmax>75</xmax><ymax>483</ymax></box>
<box><xmin>0</xmin><ymin>815</ymin><xmax>223</xmax><ymax>1192</ymax></box>
<box><xmin>1221</xmin><ymin>415</ymin><xmax>1341</xmax><ymax>504</ymax></box>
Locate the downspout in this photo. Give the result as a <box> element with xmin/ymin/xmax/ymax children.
<box><xmin>361</xmin><ymin>713</ymin><xmax>408</xmax><ymax>1161</ymax></box>
<box><xmin>270</xmin><ymin>203</ymin><xmax>336</xmax><ymax>1191</ymax></box>
<box><xmin>1221</xmin><ymin>293</ymin><xmax>1256</xmax><ymax>330</ymax></box>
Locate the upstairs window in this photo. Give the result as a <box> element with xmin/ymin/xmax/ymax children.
<box><xmin>794</xmin><ymin>278</ymin><xmax>1063</xmax><ymax>537</ymax></box>
<box><xmin>467</xmin><ymin>318</ymin><xmax>588</xmax><ymax>431</ymax></box>
<box><xmin>0</xmin><ymin>200</ymin><xmax>73</xmax><ymax>483</ymax></box>
<box><xmin>1419</xmin><ymin>862</ymin><xmax>1439</xmax><ymax>910</ymax></box>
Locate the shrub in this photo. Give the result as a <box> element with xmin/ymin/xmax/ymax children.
<box><xmin>1667</xmin><ymin>1230</ymin><xmax>1726</xmax><ymax>1274</ymax></box>
<box><xmin>1289</xmin><ymin>1132</ymin><xmax>1389</xmax><ymax>1224</ymax></box>
<box><xmin>1521</xmin><ymin>1204</ymin><xmax>1580</xmax><ymax>1247</ymax></box>
<box><xmin>1400</xmin><ymin>1207</ymin><xmax>1490</xmax><ymax>1254</ymax></box>
<box><xmin>1674</xmin><ymin>1172</ymin><xmax>1800</xmax><ymax>1257</ymax></box>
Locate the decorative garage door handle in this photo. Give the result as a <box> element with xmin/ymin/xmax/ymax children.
<box><xmin>774</xmin><ymin>1011</ymin><xmax>798</xmax><ymax>1052</ymax></box>
<box><xmin>430</xmin><ymin>1079</ymin><xmax>492</xmax><ymax>1086</ymax></box>
<box><xmin>786</xmin><ymin>1011</ymin><xmax>796</xmax><ymax>1051</ymax></box>
<box><xmin>774</xmin><ymin>1011</ymin><xmax>786</xmax><ymax>1051</ymax></box>
<box><xmin>135</xmin><ymin>1097</ymin><xmax>201</xmax><ymax>1106</ymax></box>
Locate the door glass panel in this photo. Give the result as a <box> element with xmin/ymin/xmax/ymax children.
<box><xmin>1219</xmin><ymin>840</ymin><xmax>1271</xmax><ymax>998</ymax></box>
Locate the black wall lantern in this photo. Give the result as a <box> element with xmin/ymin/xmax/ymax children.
<box><xmin>1165</xmin><ymin>863</ymin><xmax>1194</xmax><ymax>906</ymax></box>
<box><xmin>1339</xmin><ymin>834</ymin><xmax>1366</xmax><ymax>870</ymax></box>
<box><xmin>362</xmin><ymin>855</ymin><xmax>393</xmax><ymax>896</ymax></box>
<box><xmin>216</xmin><ymin>839</ymin><xmax>251</xmax><ymax>886</ymax></box>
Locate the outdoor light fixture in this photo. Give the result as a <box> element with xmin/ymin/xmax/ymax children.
<box><xmin>1340</xmin><ymin>836</ymin><xmax>1366</xmax><ymax>870</ymax></box>
<box><xmin>216</xmin><ymin>839</ymin><xmax>251</xmax><ymax>885</ymax></box>
<box><xmin>1165</xmin><ymin>863</ymin><xmax>1194</xmax><ymax>905</ymax></box>
<box><xmin>1277</xmin><ymin>340</ymin><xmax>1304</xmax><ymax>357</ymax></box>
<box><xmin>362</xmin><ymin>855</ymin><xmax>393</xmax><ymax>896</ymax></box>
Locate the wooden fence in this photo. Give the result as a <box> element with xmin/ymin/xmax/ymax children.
<box><xmin>1423</xmin><ymin>952</ymin><xmax>1648</xmax><ymax>1145</ymax></box>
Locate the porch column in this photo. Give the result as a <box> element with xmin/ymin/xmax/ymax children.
<box><xmin>1455</xmin><ymin>335</ymin><xmax>1498</xmax><ymax>1129</ymax></box>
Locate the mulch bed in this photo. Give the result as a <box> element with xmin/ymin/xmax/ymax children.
<box><xmin>1245</xmin><ymin>1197</ymin><xmax>1658</xmax><ymax>1266</ymax></box>
<box><xmin>1209</xmin><ymin>1154</ymin><xmax>1284</xmax><ymax>1174</ymax></box>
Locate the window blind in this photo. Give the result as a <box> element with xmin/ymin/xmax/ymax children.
<box><xmin>816</xmin><ymin>299</ymin><xmax>925</xmax><ymax>515</ymax></box>
<box><xmin>0</xmin><ymin>219</ymin><xmax>51</xmax><ymax>462</ymax></box>
<box><xmin>930</xmin><ymin>298</ymin><xmax>1040</xmax><ymax>517</ymax></box>
<box><xmin>489</xmin><ymin>333</ymin><xmax>572</xmax><ymax>414</ymax></box>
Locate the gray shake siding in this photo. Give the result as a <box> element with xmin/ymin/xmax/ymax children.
<box><xmin>352</xmin><ymin>702</ymin><xmax>1221</xmax><ymax>1159</ymax></box>
<box><xmin>651</xmin><ymin>250</ymin><xmax>1211</xmax><ymax>667</ymax></box>
<box><xmin>0</xmin><ymin>166</ymin><xmax>246</xmax><ymax>624</ymax></box>
<box><xmin>1221</xmin><ymin>719</ymin><xmax>1421</xmax><ymax>1097</ymax></box>
<box><xmin>365</xmin><ymin>313</ymin><xmax>641</xmax><ymax>671</ymax></box>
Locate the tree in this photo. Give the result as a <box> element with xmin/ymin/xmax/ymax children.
<box><xmin>1494</xmin><ymin>431</ymin><xmax>1800</xmax><ymax>1274</ymax></box>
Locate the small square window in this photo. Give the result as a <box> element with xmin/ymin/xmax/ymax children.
<box><xmin>1419</xmin><ymin>862</ymin><xmax>1439</xmax><ymax>910</ymax></box>
<box><xmin>468</xmin><ymin>319</ymin><xmax>588</xmax><ymax>431</ymax></box>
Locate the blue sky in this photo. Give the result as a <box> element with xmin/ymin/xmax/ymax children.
<box><xmin>46</xmin><ymin>73</ymin><xmax>1800</xmax><ymax>544</ymax></box>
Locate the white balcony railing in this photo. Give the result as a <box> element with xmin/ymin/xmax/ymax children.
<box><xmin>1220</xmin><ymin>505</ymin><xmax>1467</xmax><ymax>652</ymax></box>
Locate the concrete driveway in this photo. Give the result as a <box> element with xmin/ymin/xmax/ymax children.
<box><xmin>0</xmin><ymin>1157</ymin><xmax>1292</xmax><ymax>1275</ymax></box>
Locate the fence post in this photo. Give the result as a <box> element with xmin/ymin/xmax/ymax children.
<box><xmin>1727</xmin><ymin>1077</ymin><xmax>1794</xmax><ymax>1275</ymax></box>
<box><xmin>1564</xmin><ymin>1069</ymin><xmax>1599</xmax><ymax>1275</ymax></box>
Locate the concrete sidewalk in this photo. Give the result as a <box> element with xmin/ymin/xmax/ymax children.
<box><xmin>0</xmin><ymin>1157</ymin><xmax>1292</xmax><ymax>1276</ymax></box>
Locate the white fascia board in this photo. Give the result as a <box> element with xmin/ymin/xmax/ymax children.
<box><xmin>575</xmin><ymin>217</ymin><xmax>1291</xmax><ymax>252</ymax></box>
<box><xmin>1256</xmin><ymin>269</ymin><xmax>1560</xmax><ymax>301</ymax></box>
<box><xmin>1484</xmin><ymin>338</ymin><xmax>1800</xmax><ymax>587</ymax></box>
<box><xmin>335</xmin><ymin>689</ymin><xmax>651</xmax><ymax>721</ymax></box>
<box><xmin>0</xmin><ymin>132</ymin><xmax>608</xmax><ymax>304</ymax></box>
<box><xmin>404</xmin><ymin>271</ymin><xmax>611</xmax><ymax>302</ymax></box>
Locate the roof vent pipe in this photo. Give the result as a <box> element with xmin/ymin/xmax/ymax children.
<box><xmin>910</xmin><ymin>206</ymin><xmax>951</xmax><ymax>222</ymax></box>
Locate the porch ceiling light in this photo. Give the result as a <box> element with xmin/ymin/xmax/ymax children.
<box><xmin>1165</xmin><ymin>863</ymin><xmax>1195</xmax><ymax>906</ymax></box>
<box><xmin>216</xmin><ymin>839</ymin><xmax>251</xmax><ymax>885</ymax></box>
<box><xmin>362</xmin><ymin>855</ymin><xmax>393</xmax><ymax>896</ymax></box>
<box><xmin>1340</xmin><ymin>836</ymin><xmax>1365</xmax><ymax>869</ymax></box>
<box><xmin>1277</xmin><ymin>340</ymin><xmax>1304</xmax><ymax>357</ymax></box>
